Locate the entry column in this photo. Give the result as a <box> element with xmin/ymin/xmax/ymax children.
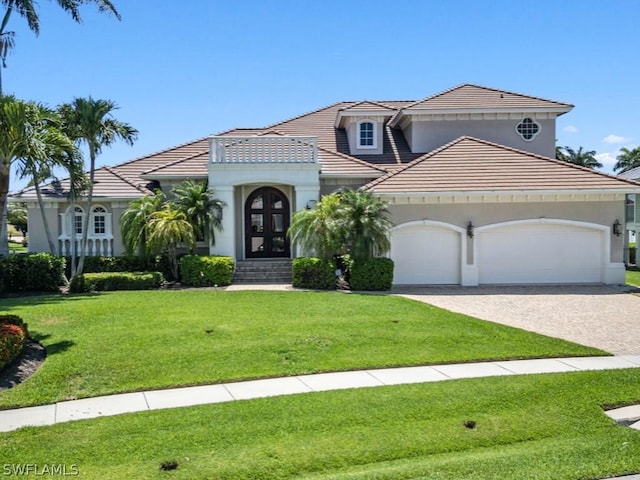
<box><xmin>211</xmin><ymin>185</ymin><xmax>235</xmax><ymax>258</ymax></box>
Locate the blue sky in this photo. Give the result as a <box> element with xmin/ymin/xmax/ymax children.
<box><xmin>6</xmin><ymin>0</ymin><xmax>640</xmax><ymax>191</ymax></box>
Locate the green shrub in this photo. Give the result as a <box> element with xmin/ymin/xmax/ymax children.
<box><xmin>65</xmin><ymin>256</ymin><xmax>156</xmax><ymax>276</ymax></box>
<box><xmin>630</xmin><ymin>246</ymin><xmax>636</xmax><ymax>265</ymax></box>
<box><xmin>69</xmin><ymin>272</ymin><xmax>164</xmax><ymax>293</ymax></box>
<box><xmin>7</xmin><ymin>253</ymin><xmax>65</xmax><ymax>292</ymax></box>
<box><xmin>349</xmin><ymin>257</ymin><xmax>394</xmax><ymax>291</ymax></box>
<box><xmin>0</xmin><ymin>323</ymin><xmax>27</xmax><ymax>370</ymax></box>
<box><xmin>180</xmin><ymin>255</ymin><xmax>234</xmax><ymax>287</ymax></box>
<box><xmin>292</xmin><ymin>257</ymin><xmax>336</xmax><ymax>290</ymax></box>
<box><xmin>0</xmin><ymin>256</ymin><xmax>8</xmax><ymax>295</ymax></box>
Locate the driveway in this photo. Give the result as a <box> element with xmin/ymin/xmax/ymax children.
<box><xmin>394</xmin><ymin>285</ymin><xmax>640</xmax><ymax>355</ymax></box>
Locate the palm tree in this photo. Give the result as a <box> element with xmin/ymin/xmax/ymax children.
<box><xmin>614</xmin><ymin>146</ymin><xmax>640</xmax><ymax>173</ymax></box>
<box><xmin>0</xmin><ymin>0</ymin><xmax>120</xmax><ymax>93</ymax></box>
<box><xmin>7</xmin><ymin>201</ymin><xmax>25</xmax><ymax>236</ymax></box>
<box><xmin>288</xmin><ymin>193</ymin><xmax>343</xmax><ymax>260</ymax></box>
<box><xmin>120</xmin><ymin>191</ymin><xmax>165</xmax><ymax>264</ymax></box>
<box><xmin>13</xmin><ymin>102</ymin><xmax>79</xmax><ymax>254</ymax></box>
<box><xmin>335</xmin><ymin>190</ymin><xmax>393</xmax><ymax>263</ymax></box>
<box><xmin>170</xmin><ymin>180</ymin><xmax>225</xmax><ymax>246</ymax></box>
<box><xmin>146</xmin><ymin>205</ymin><xmax>195</xmax><ymax>280</ymax></box>
<box><xmin>555</xmin><ymin>146</ymin><xmax>602</xmax><ymax>170</ymax></box>
<box><xmin>59</xmin><ymin>97</ymin><xmax>137</xmax><ymax>277</ymax></box>
<box><xmin>0</xmin><ymin>95</ymin><xmax>75</xmax><ymax>256</ymax></box>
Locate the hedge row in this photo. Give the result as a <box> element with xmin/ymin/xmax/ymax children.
<box><xmin>349</xmin><ymin>258</ymin><xmax>394</xmax><ymax>291</ymax></box>
<box><xmin>0</xmin><ymin>315</ymin><xmax>29</xmax><ymax>370</ymax></box>
<box><xmin>180</xmin><ymin>255</ymin><xmax>234</xmax><ymax>287</ymax></box>
<box><xmin>69</xmin><ymin>272</ymin><xmax>165</xmax><ymax>293</ymax></box>
<box><xmin>292</xmin><ymin>257</ymin><xmax>336</xmax><ymax>290</ymax></box>
<box><xmin>0</xmin><ymin>253</ymin><xmax>65</xmax><ymax>294</ymax></box>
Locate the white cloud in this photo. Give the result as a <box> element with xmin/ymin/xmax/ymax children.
<box><xmin>595</xmin><ymin>152</ymin><xmax>617</xmax><ymax>173</ymax></box>
<box><xmin>562</xmin><ymin>125</ymin><xmax>578</xmax><ymax>133</ymax></box>
<box><xmin>603</xmin><ymin>134</ymin><xmax>627</xmax><ymax>144</ymax></box>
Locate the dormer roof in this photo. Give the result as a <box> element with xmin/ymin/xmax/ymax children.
<box><xmin>334</xmin><ymin>100</ymin><xmax>398</xmax><ymax>128</ymax></box>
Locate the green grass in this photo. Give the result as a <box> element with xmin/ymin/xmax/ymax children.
<box><xmin>627</xmin><ymin>268</ymin><xmax>640</xmax><ymax>286</ymax></box>
<box><xmin>0</xmin><ymin>290</ymin><xmax>602</xmax><ymax>408</ymax></box>
<box><xmin>2</xmin><ymin>369</ymin><xmax>640</xmax><ymax>479</ymax></box>
<box><xmin>7</xmin><ymin>240</ymin><xmax>27</xmax><ymax>253</ymax></box>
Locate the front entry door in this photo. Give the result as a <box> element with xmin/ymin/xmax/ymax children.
<box><xmin>245</xmin><ymin>187</ymin><xmax>290</xmax><ymax>258</ymax></box>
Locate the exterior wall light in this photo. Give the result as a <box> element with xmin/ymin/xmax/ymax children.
<box><xmin>306</xmin><ymin>200</ymin><xmax>317</xmax><ymax>210</ymax></box>
<box><xmin>612</xmin><ymin>219</ymin><xmax>622</xmax><ymax>236</ymax></box>
<box><xmin>467</xmin><ymin>221</ymin><xmax>474</xmax><ymax>238</ymax></box>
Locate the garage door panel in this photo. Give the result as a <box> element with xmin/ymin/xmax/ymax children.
<box><xmin>391</xmin><ymin>225</ymin><xmax>460</xmax><ymax>285</ymax></box>
<box><xmin>478</xmin><ymin>223</ymin><xmax>603</xmax><ymax>284</ymax></box>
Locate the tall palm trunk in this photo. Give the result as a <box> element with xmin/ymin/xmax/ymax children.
<box><xmin>0</xmin><ymin>159</ymin><xmax>9</xmax><ymax>257</ymax></box>
<box><xmin>76</xmin><ymin>148</ymin><xmax>96</xmax><ymax>276</ymax></box>
<box><xmin>33</xmin><ymin>180</ymin><xmax>57</xmax><ymax>254</ymax></box>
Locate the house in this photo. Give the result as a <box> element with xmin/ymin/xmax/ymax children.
<box><xmin>618</xmin><ymin>165</ymin><xmax>640</xmax><ymax>263</ymax></box>
<box><xmin>11</xmin><ymin>84</ymin><xmax>640</xmax><ymax>285</ymax></box>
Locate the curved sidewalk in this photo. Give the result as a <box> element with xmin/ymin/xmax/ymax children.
<box><xmin>2</xmin><ymin>355</ymin><xmax>640</xmax><ymax>433</ymax></box>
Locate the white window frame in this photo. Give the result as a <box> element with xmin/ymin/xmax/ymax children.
<box><xmin>91</xmin><ymin>205</ymin><xmax>109</xmax><ymax>236</ymax></box>
<box><xmin>72</xmin><ymin>206</ymin><xmax>84</xmax><ymax>236</ymax></box>
<box><xmin>515</xmin><ymin>117</ymin><xmax>541</xmax><ymax>142</ymax></box>
<box><xmin>357</xmin><ymin>120</ymin><xmax>377</xmax><ymax>149</ymax></box>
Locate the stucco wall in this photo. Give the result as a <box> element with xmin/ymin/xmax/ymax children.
<box><xmin>26</xmin><ymin>203</ymin><xmax>59</xmax><ymax>253</ymax></box>
<box><xmin>388</xmin><ymin>200</ymin><xmax>625</xmax><ymax>262</ymax></box>
<box><xmin>403</xmin><ymin>118</ymin><xmax>557</xmax><ymax>158</ymax></box>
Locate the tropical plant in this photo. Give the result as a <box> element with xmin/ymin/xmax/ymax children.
<box><xmin>336</xmin><ymin>190</ymin><xmax>393</xmax><ymax>263</ymax></box>
<box><xmin>288</xmin><ymin>190</ymin><xmax>393</xmax><ymax>263</ymax></box>
<box><xmin>287</xmin><ymin>193</ymin><xmax>343</xmax><ymax>259</ymax></box>
<box><xmin>555</xmin><ymin>146</ymin><xmax>602</xmax><ymax>170</ymax></box>
<box><xmin>120</xmin><ymin>191</ymin><xmax>165</xmax><ymax>263</ymax></box>
<box><xmin>613</xmin><ymin>146</ymin><xmax>640</xmax><ymax>173</ymax></box>
<box><xmin>170</xmin><ymin>180</ymin><xmax>225</xmax><ymax>245</ymax></box>
<box><xmin>59</xmin><ymin>97</ymin><xmax>137</xmax><ymax>277</ymax></box>
<box><xmin>146</xmin><ymin>205</ymin><xmax>195</xmax><ymax>280</ymax></box>
<box><xmin>0</xmin><ymin>0</ymin><xmax>120</xmax><ymax>93</ymax></box>
<box><xmin>12</xmin><ymin>103</ymin><xmax>81</xmax><ymax>254</ymax></box>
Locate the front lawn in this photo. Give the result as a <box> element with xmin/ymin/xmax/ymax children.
<box><xmin>0</xmin><ymin>290</ymin><xmax>602</xmax><ymax>408</ymax></box>
<box><xmin>2</xmin><ymin>369</ymin><xmax>640</xmax><ymax>479</ymax></box>
<box><xmin>627</xmin><ymin>268</ymin><xmax>640</xmax><ymax>286</ymax></box>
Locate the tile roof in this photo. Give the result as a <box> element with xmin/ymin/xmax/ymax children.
<box><xmin>618</xmin><ymin>166</ymin><xmax>640</xmax><ymax>180</ymax></box>
<box><xmin>364</xmin><ymin>137</ymin><xmax>640</xmax><ymax>194</ymax></box>
<box><xmin>401</xmin><ymin>84</ymin><xmax>574</xmax><ymax>111</ymax></box>
<box><xmin>338</xmin><ymin>100</ymin><xmax>398</xmax><ymax>113</ymax></box>
<box><xmin>12</xmin><ymin>165</ymin><xmax>155</xmax><ymax>200</ymax></box>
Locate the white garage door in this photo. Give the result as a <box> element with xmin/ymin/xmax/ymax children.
<box><xmin>390</xmin><ymin>224</ymin><xmax>461</xmax><ymax>285</ymax></box>
<box><xmin>477</xmin><ymin>222</ymin><xmax>603</xmax><ymax>284</ymax></box>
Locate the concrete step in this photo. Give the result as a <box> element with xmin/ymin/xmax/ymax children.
<box><xmin>233</xmin><ymin>259</ymin><xmax>292</xmax><ymax>284</ymax></box>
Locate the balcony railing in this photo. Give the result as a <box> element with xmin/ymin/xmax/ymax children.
<box><xmin>210</xmin><ymin>136</ymin><xmax>318</xmax><ymax>164</ymax></box>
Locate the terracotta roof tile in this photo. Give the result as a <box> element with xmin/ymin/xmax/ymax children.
<box><xmin>364</xmin><ymin>137</ymin><xmax>640</xmax><ymax>194</ymax></box>
<box><xmin>402</xmin><ymin>84</ymin><xmax>574</xmax><ymax>111</ymax></box>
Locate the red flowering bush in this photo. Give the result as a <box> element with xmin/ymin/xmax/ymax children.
<box><xmin>0</xmin><ymin>323</ymin><xmax>26</xmax><ymax>370</ymax></box>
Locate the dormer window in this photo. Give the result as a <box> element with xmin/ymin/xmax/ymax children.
<box><xmin>358</xmin><ymin>120</ymin><xmax>377</xmax><ymax>149</ymax></box>
<box><xmin>516</xmin><ymin>117</ymin><xmax>541</xmax><ymax>141</ymax></box>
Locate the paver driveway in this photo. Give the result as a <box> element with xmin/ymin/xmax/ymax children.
<box><xmin>394</xmin><ymin>285</ymin><xmax>640</xmax><ymax>355</ymax></box>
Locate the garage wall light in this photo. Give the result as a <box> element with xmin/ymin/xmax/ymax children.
<box><xmin>612</xmin><ymin>219</ymin><xmax>622</xmax><ymax>236</ymax></box>
<box><xmin>467</xmin><ymin>221</ymin><xmax>474</xmax><ymax>238</ymax></box>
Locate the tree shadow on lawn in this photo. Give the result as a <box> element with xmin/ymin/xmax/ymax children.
<box><xmin>30</xmin><ymin>332</ymin><xmax>75</xmax><ymax>356</ymax></box>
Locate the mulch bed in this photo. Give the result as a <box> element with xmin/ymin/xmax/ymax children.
<box><xmin>0</xmin><ymin>340</ymin><xmax>46</xmax><ymax>391</ymax></box>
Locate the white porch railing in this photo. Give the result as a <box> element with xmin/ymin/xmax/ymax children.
<box><xmin>210</xmin><ymin>136</ymin><xmax>318</xmax><ymax>164</ymax></box>
<box><xmin>58</xmin><ymin>237</ymin><xmax>113</xmax><ymax>257</ymax></box>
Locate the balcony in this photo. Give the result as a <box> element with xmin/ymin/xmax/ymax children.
<box><xmin>210</xmin><ymin>135</ymin><xmax>318</xmax><ymax>164</ymax></box>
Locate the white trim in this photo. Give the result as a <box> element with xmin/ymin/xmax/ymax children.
<box><xmin>376</xmin><ymin>191</ymin><xmax>633</xmax><ymax>205</ymax></box>
<box><xmin>357</xmin><ymin>120</ymin><xmax>377</xmax><ymax>149</ymax></box>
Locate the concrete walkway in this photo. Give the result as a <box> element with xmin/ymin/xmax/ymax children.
<box><xmin>2</xmin><ymin>355</ymin><xmax>640</xmax><ymax>433</ymax></box>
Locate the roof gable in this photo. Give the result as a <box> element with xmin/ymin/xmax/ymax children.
<box><xmin>404</xmin><ymin>84</ymin><xmax>574</xmax><ymax>111</ymax></box>
<box><xmin>364</xmin><ymin>136</ymin><xmax>640</xmax><ymax>194</ymax></box>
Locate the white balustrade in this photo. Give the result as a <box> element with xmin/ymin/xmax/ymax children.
<box><xmin>210</xmin><ymin>136</ymin><xmax>318</xmax><ymax>164</ymax></box>
<box><xmin>58</xmin><ymin>237</ymin><xmax>113</xmax><ymax>257</ymax></box>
